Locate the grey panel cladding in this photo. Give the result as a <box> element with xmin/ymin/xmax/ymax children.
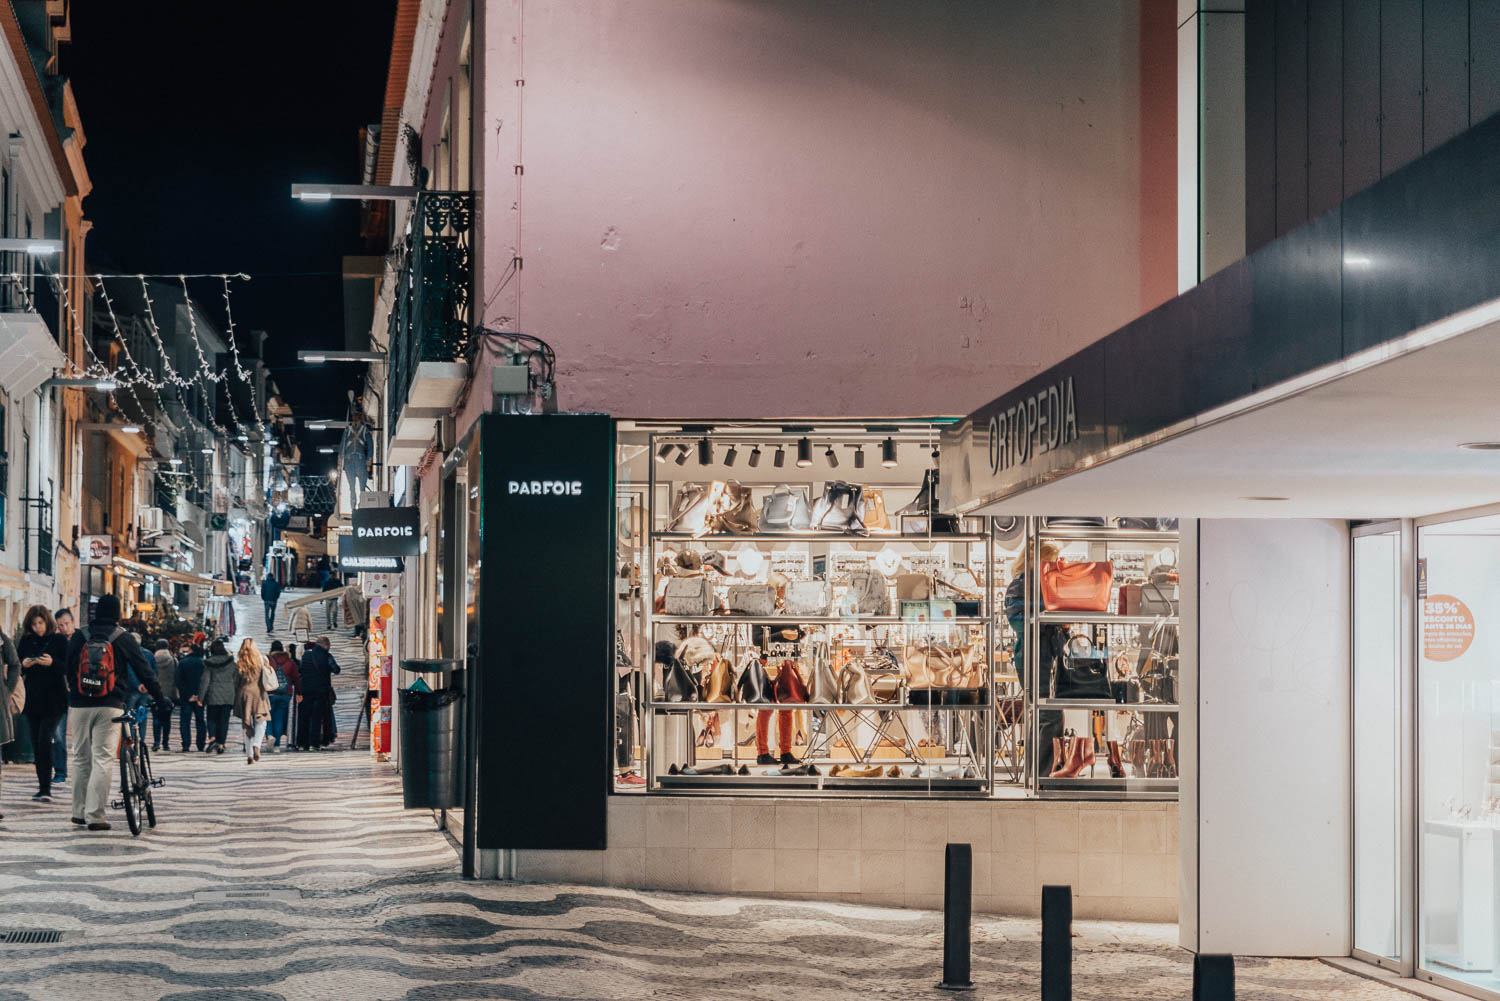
<box><xmin>1246</xmin><ymin>0</ymin><xmax>1495</xmax><ymax>253</ymax></box>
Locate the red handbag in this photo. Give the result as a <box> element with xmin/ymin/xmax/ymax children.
<box><xmin>772</xmin><ymin>659</ymin><xmax>809</xmax><ymax>703</ymax></box>
<box><xmin>1041</xmin><ymin>560</ymin><xmax>1114</xmax><ymax>612</ymax></box>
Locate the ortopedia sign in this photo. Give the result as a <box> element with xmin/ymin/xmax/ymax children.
<box><xmin>1423</xmin><ymin>593</ymin><xmax>1475</xmax><ymax>662</ymax></box>
<box><xmin>349</xmin><ymin>505</ymin><xmax>420</xmax><ymax>557</ymax></box>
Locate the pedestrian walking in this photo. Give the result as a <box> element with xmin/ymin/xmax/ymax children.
<box><xmin>266</xmin><ymin>640</ymin><xmax>299</xmax><ymax>751</ymax></box>
<box><xmin>233</xmin><ymin>638</ymin><xmax>274</xmax><ymax>764</ymax></box>
<box><xmin>296</xmin><ymin>636</ymin><xmax>340</xmax><ymax>751</ymax></box>
<box><xmin>193</xmin><ymin>640</ymin><xmax>236</xmax><ymax>755</ymax></box>
<box><xmin>17</xmin><ymin>606</ymin><xmax>68</xmax><ymax>803</ymax></box>
<box><xmin>150</xmin><ymin>640</ymin><xmax>177</xmax><ymax>751</ymax></box>
<box><xmin>174</xmin><ymin>643</ymin><xmax>206</xmax><ymax>751</ymax></box>
<box><xmin>63</xmin><ymin>594</ymin><xmax>165</xmax><ymax>831</ymax></box>
<box><xmin>51</xmin><ymin>608</ymin><xmax>74</xmax><ymax>785</ymax></box>
<box><xmin>260</xmin><ymin>575</ymin><xmax>283</xmax><ymax>632</ymax></box>
<box><xmin>0</xmin><ymin>624</ymin><xmax>20</xmax><ymax>820</ymax></box>
<box><xmin>321</xmin><ymin>574</ymin><xmax>342</xmax><ymax>628</ymax></box>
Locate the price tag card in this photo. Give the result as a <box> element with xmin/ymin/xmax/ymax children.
<box><xmin>830</xmin><ymin>551</ymin><xmax>872</xmax><ymax>578</ymax></box>
<box><xmin>770</xmin><ymin>550</ymin><xmax>811</xmax><ymax>578</ymax></box>
<box><xmin>1111</xmin><ymin>550</ymin><xmax>1147</xmax><ymax>582</ymax></box>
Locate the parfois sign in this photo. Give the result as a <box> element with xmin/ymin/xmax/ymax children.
<box><xmin>350</xmin><ymin>505</ymin><xmax>420</xmax><ymax>557</ymax></box>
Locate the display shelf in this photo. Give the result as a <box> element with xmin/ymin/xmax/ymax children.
<box><xmin>651</xmin><ymin>531</ymin><xmax>988</xmax><ymax>543</ymax></box>
<box><xmin>1038</xmin><ymin>776</ymin><xmax>1179</xmax><ymax>793</ymax></box>
<box><xmin>1036</xmin><ymin>612</ymin><xmax>1179</xmax><ymax>626</ymax></box>
<box><xmin>650</xmin><ymin>699</ymin><xmax>991</xmax><ymax>711</ymax></box>
<box><xmin>656</xmin><ymin>774</ymin><xmax>987</xmax><ymax>792</ymax></box>
<box><xmin>652</xmin><ymin>614</ymin><xmax>989</xmax><ymax>626</ymax></box>
<box><xmin>1035</xmin><ymin>527</ymin><xmax>1180</xmax><ymax>544</ymax></box>
<box><xmin>1034</xmin><ymin>699</ymin><xmax>1180</xmax><ymax>711</ymax></box>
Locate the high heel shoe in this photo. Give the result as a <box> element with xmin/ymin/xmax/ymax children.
<box><xmin>1051</xmin><ymin>737</ymin><xmax>1097</xmax><ymax>779</ymax></box>
<box><xmin>1164</xmin><ymin>739</ymin><xmax>1177</xmax><ymax>778</ymax></box>
<box><xmin>1145</xmin><ymin>739</ymin><xmax>1162</xmax><ymax>778</ymax></box>
<box><xmin>1106</xmin><ymin>740</ymin><xmax>1125</xmax><ymax>778</ymax></box>
<box><xmin>1129</xmin><ymin>739</ymin><xmax>1147</xmax><ymax>777</ymax></box>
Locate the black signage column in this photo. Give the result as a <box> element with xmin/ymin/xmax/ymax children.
<box><xmin>474</xmin><ymin>413</ymin><xmax>612</xmax><ymax>851</ymax></box>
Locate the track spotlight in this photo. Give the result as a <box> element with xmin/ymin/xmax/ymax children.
<box><xmin>824</xmin><ymin>445</ymin><xmax>838</xmax><ymax>468</ymax></box>
<box><xmin>931</xmin><ymin>445</ymin><xmax>940</xmax><ymax>461</ymax></box>
<box><xmin>655</xmin><ymin>444</ymin><xmax>675</xmax><ymax>463</ymax></box>
<box><xmin>698</xmin><ymin>438</ymin><xmax>713</xmax><ymax>465</ymax></box>
<box><xmin>854</xmin><ymin>447</ymin><xmax>865</xmax><ymax>469</ymax></box>
<box><xmin>774</xmin><ymin>448</ymin><xmax>786</xmax><ymax>468</ymax></box>
<box><xmin>724</xmin><ymin>445</ymin><xmax>738</xmax><ymax>466</ymax></box>
<box><xmin>881</xmin><ymin>437</ymin><xmax>897</xmax><ymax>468</ymax></box>
<box><xmin>748</xmin><ymin>446</ymin><xmax>762</xmax><ymax>468</ymax></box>
<box><xmin>796</xmin><ymin>437</ymin><xmax>813</xmax><ymax>467</ymax></box>
<box><xmin>675</xmin><ymin>444</ymin><xmax>690</xmax><ymax>465</ymax></box>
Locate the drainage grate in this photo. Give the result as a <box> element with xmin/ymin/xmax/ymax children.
<box><xmin>3</xmin><ymin>930</ymin><xmax>64</xmax><ymax>944</ymax></box>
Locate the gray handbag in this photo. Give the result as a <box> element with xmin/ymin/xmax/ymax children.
<box><xmin>663</xmin><ymin>577</ymin><xmax>714</xmax><ymax>616</ymax></box>
<box><xmin>843</xmin><ymin>568</ymin><xmax>890</xmax><ymax>615</ymax></box>
<box><xmin>784</xmin><ymin>579</ymin><xmax>832</xmax><ymax>617</ymax></box>
<box><xmin>728</xmin><ymin>583</ymin><xmax>777</xmax><ymax>616</ymax></box>
<box><xmin>839</xmin><ymin>658</ymin><xmax>875</xmax><ymax>704</ymax></box>
<box><xmin>761</xmin><ymin>485</ymin><xmax>811</xmax><ymax>531</ymax></box>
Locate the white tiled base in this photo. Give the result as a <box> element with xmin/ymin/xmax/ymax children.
<box><xmin>513</xmin><ymin>796</ymin><xmax>1179</xmax><ymax>921</ymax></box>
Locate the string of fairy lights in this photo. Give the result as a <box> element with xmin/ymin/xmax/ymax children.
<box><xmin>16</xmin><ymin>269</ymin><xmax>285</xmax><ymax>497</ymax></box>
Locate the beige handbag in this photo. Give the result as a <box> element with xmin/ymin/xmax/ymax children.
<box><xmin>727</xmin><ymin>583</ymin><xmax>777</xmax><ymax>616</ymax></box>
<box><xmin>784</xmin><ymin>579</ymin><xmax>832</xmax><ymax>617</ymax></box>
<box><xmin>895</xmin><ymin>573</ymin><xmax>932</xmax><ymax>601</ymax></box>
<box><xmin>664</xmin><ymin>577</ymin><xmax>715</xmax><ymax>616</ymax></box>
<box><xmin>863</xmin><ymin>489</ymin><xmax>891</xmax><ymax>531</ymax></box>
<box><xmin>7</xmin><ymin>672</ymin><xmax>24</xmax><ymax>716</ymax></box>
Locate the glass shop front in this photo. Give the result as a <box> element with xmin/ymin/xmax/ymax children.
<box><xmin>612</xmin><ymin>421</ymin><xmax>1182</xmax><ymax>802</ymax></box>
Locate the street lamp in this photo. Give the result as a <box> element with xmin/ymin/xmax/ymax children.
<box><xmin>77</xmin><ymin>422</ymin><xmax>141</xmax><ymax>434</ymax></box>
<box><xmin>291</xmin><ymin>183</ymin><xmax>418</xmax><ymax>202</ymax></box>
<box><xmin>41</xmin><ymin>377</ymin><xmax>117</xmax><ymax>391</ymax></box>
<box><xmin>297</xmin><ymin>351</ymin><xmax>385</xmax><ymax>364</ymax></box>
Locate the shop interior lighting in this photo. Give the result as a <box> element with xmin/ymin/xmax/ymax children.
<box><xmin>655</xmin><ymin>444</ymin><xmax>675</xmax><ymax>463</ymax></box>
<box><xmin>723</xmin><ymin>444</ymin><xmax>738</xmax><ymax>466</ymax></box>
<box><xmin>748</xmin><ymin>446</ymin><xmax>762</xmax><ymax>468</ymax></box>
<box><xmin>697</xmin><ymin>438</ymin><xmax>713</xmax><ymax>465</ymax></box>
<box><xmin>1241</xmin><ymin>495</ymin><xmax>1289</xmax><ymax>501</ymax></box>
<box><xmin>318</xmin><ymin>446</ymin><xmax>336</xmax><ymax>453</ymax></box>
<box><xmin>297</xmin><ymin>350</ymin><xmax>385</xmax><ymax>364</ymax></box>
<box><xmin>796</xmin><ymin>437</ymin><xmax>813</xmax><ymax>467</ymax></box>
<box><xmin>201</xmin><ymin>445</ymin><xmax>215</xmax><ymax>454</ymax></box>
<box><xmin>168</xmin><ymin>457</ymin><xmax>183</xmax><ymax>465</ymax></box>
<box><xmin>41</xmin><ymin>377</ymin><xmax>118</xmax><ymax>391</ymax></box>
<box><xmin>674</xmin><ymin>444</ymin><xmax>690</xmax><ymax>465</ymax></box>
<box><xmin>824</xmin><ymin>444</ymin><xmax>839</xmax><ymax>468</ymax></box>
<box><xmin>0</xmin><ymin>238</ymin><xmax>61</xmax><ymax>254</ymax></box>
<box><xmin>881</xmin><ymin>437</ymin><xmax>898</xmax><ymax>467</ymax></box>
<box><xmin>328</xmin><ymin>470</ymin><xmax>339</xmax><ymax>481</ymax></box>
<box><xmin>291</xmin><ymin>183</ymin><xmax>418</xmax><ymax>202</ymax></box>
<box><xmin>854</xmin><ymin>446</ymin><xmax>865</xmax><ymax>469</ymax></box>
<box><xmin>774</xmin><ymin>447</ymin><xmax>786</xmax><ymax>468</ymax></box>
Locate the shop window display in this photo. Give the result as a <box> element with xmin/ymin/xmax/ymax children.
<box><xmin>614</xmin><ymin>423</ymin><xmax>1181</xmax><ymax>803</ymax></box>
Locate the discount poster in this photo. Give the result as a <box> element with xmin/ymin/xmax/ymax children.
<box><xmin>368</xmin><ymin>596</ymin><xmax>395</xmax><ymax>758</ymax></box>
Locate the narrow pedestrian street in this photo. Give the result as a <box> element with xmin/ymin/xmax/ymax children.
<box><xmin>0</xmin><ymin>590</ymin><xmax>1409</xmax><ymax>1000</ymax></box>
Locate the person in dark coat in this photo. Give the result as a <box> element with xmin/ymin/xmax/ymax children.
<box><xmin>17</xmin><ymin>605</ymin><xmax>69</xmax><ymax>802</ymax></box>
<box><xmin>63</xmin><ymin>594</ymin><xmax>164</xmax><ymax>830</ymax></box>
<box><xmin>260</xmin><ymin>575</ymin><xmax>283</xmax><ymax>632</ymax></box>
<box><xmin>193</xmin><ymin>640</ymin><xmax>237</xmax><ymax>754</ymax></box>
<box><xmin>174</xmin><ymin>644</ymin><xmax>206</xmax><ymax>751</ymax></box>
<box><xmin>50</xmin><ymin>607</ymin><xmax>75</xmax><ymax>783</ymax></box>
<box><xmin>150</xmin><ymin>640</ymin><xmax>178</xmax><ymax>752</ymax></box>
<box><xmin>296</xmin><ymin>637</ymin><xmax>340</xmax><ymax>750</ymax></box>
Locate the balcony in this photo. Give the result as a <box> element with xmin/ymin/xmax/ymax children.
<box><xmin>387</xmin><ymin>190</ymin><xmax>472</xmax><ymax>466</ymax></box>
<box><xmin>20</xmin><ymin>494</ymin><xmax>53</xmax><ymax>577</ymax></box>
<box><xmin>0</xmin><ymin>259</ymin><xmax>64</xmax><ymax>397</ymax></box>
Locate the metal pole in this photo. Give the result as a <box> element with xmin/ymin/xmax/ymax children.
<box><xmin>1041</xmin><ymin>884</ymin><xmax>1071</xmax><ymax>1001</ymax></box>
<box><xmin>938</xmin><ymin>843</ymin><xmax>975</xmax><ymax>991</ymax></box>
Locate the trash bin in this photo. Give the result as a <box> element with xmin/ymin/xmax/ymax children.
<box><xmin>398</xmin><ymin>659</ymin><xmax>463</xmax><ymax>809</ymax></box>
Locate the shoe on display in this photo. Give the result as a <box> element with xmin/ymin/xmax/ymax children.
<box><xmin>885</xmin><ymin>765</ymin><xmax>901</xmax><ymax>777</ymax></box>
<box><xmin>667</xmin><ymin>764</ymin><xmax>681</xmax><ymax>775</ymax></box>
<box><xmin>756</xmin><ymin>753</ymin><xmax>777</xmax><ymax>765</ymax></box>
<box><xmin>615</xmin><ymin>771</ymin><xmax>646</xmax><ymax>787</ymax></box>
<box><xmin>736</xmin><ymin>765</ymin><xmax>750</xmax><ymax>776</ymax></box>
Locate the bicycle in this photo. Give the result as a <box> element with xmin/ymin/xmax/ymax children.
<box><xmin>111</xmin><ymin>700</ymin><xmax>164</xmax><ymax>836</ymax></box>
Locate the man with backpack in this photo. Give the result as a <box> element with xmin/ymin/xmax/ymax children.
<box><xmin>64</xmin><ymin>594</ymin><xmax>165</xmax><ymax>830</ymax></box>
<box><xmin>260</xmin><ymin>574</ymin><xmax>283</xmax><ymax>632</ymax></box>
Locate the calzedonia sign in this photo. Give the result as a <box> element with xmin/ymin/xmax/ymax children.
<box><xmin>350</xmin><ymin>505</ymin><xmax>420</xmax><ymax>557</ymax></box>
<box><xmin>336</xmin><ymin>535</ymin><xmax>404</xmax><ymax>572</ymax></box>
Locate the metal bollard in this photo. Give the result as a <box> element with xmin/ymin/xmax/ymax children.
<box><xmin>1041</xmin><ymin>885</ymin><xmax>1071</xmax><ymax>1001</ymax></box>
<box><xmin>937</xmin><ymin>843</ymin><xmax>974</xmax><ymax>991</ymax></box>
<box><xmin>1193</xmin><ymin>954</ymin><xmax>1235</xmax><ymax>1000</ymax></box>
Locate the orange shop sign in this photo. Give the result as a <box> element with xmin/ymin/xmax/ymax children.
<box><xmin>1423</xmin><ymin>594</ymin><xmax>1475</xmax><ymax>662</ymax></box>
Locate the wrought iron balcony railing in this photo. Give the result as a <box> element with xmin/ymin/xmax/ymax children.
<box><xmin>387</xmin><ymin>190</ymin><xmax>473</xmax><ymax>430</ymax></box>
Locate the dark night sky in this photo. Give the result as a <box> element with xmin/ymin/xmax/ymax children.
<box><xmin>65</xmin><ymin>1</ymin><xmax>398</xmax><ymax>461</ymax></box>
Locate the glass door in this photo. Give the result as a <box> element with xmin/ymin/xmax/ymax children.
<box><xmin>1352</xmin><ymin>523</ymin><xmax>1407</xmax><ymax>969</ymax></box>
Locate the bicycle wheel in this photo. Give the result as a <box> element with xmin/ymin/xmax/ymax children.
<box><xmin>138</xmin><ymin>740</ymin><xmax>157</xmax><ymax>828</ymax></box>
<box><xmin>119</xmin><ymin>734</ymin><xmax>142</xmax><ymax>836</ymax></box>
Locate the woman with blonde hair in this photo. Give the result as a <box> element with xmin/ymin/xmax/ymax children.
<box><xmin>232</xmin><ymin>637</ymin><xmax>274</xmax><ymax>764</ymax></box>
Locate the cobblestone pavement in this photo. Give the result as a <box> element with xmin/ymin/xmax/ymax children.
<box><xmin>0</xmin><ymin>603</ymin><xmax>1411</xmax><ymax>1001</ymax></box>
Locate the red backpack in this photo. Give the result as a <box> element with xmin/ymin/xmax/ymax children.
<box><xmin>76</xmin><ymin>626</ymin><xmax>125</xmax><ymax>700</ymax></box>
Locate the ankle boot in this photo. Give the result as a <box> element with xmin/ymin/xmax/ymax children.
<box><xmin>1164</xmin><ymin>739</ymin><xmax>1178</xmax><ymax>778</ymax></box>
<box><xmin>1050</xmin><ymin>736</ymin><xmax>1088</xmax><ymax>778</ymax></box>
<box><xmin>1106</xmin><ymin>740</ymin><xmax>1125</xmax><ymax>778</ymax></box>
<box><xmin>1128</xmin><ymin>739</ymin><xmax>1146</xmax><ymax>776</ymax></box>
<box><xmin>1146</xmin><ymin>739</ymin><xmax>1162</xmax><ymax>778</ymax></box>
<box><xmin>1048</xmin><ymin>737</ymin><xmax>1065</xmax><ymax>776</ymax></box>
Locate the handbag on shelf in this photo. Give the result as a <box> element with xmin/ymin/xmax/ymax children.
<box><xmin>811</xmin><ymin>481</ymin><xmax>867</xmax><ymax>535</ymax></box>
<box><xmin>1040</xmin><ymin>559</ymin><xmax>1114</xmax><ymax>612</ymax></box>
<box><xmin>663</xmin><ymin>577</ymin><xmax>715</xmax><ymax>616</ymax></box>
<box><xmin>735</xmin><ymin>651</ymin><xmax>774</xmax><ymax>703</ymax></box>
<box><xmin>760</xmin><ymin>485</ymin><xmax>812</xmax><ymax>532</ymax></box>
<box><xmin>1053</xmin><ymin>634</ymin><xmax>1112</xmax><ymax>699</ymax></box>
<box><xmin>727</xmin><ymin>583</ymin><xmax>777</xmax><ymax>616</ymax></box>
<box><xmin>663</xmin><ymin>658</ymin><xmax>701</xmax><ymax>702</ymax></box>
<box><xmin>668</xmin><ymin>483</ymin><xmax>721</xmax><ymax>536</ymax></box>
<box><xmin>772</xmin><ymin>659</ymin><xmax>809</xmax><ymax>703</ymax></box>
<box><xmin>895</xmin><ymin>573</ymin><xmax>932</xmax><ymax>601</ymax></box>
<box><xmin>863</xmin><ymin>489</ymin><xmax>891</xmax><ymax>531</ymax></box>
<box><xmin>706</xmin><ymin>480</ymin><xmax>758</xmax><ymax>535</ymax></box>
<box><xmin>702</xmin><ymin>657</ymin><xmax>734</xmax><ymax>703</ymax></box>
<box><xmin>838</xmin><ymin>652</ymin><xmax>875</xmax><ymax>705</ymax></box>
<box><xmin>843</xmin><ymin>568</ymin><xmax>890</xmax><ymax>615</ymax></box>
<box><xmin>807</xmin><ymin>645</ymin><xmax>840</xmax><ymax>704</ymax></box>
<box><xmin>784</xmin><ymin>579</ymin><xmax>832</xmax><ymax>617</ymax></box>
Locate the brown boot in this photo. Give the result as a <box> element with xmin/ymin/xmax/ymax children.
<box><xmin>1164</xmin><ymin>739</ymin><xmax>1178</xmax><ymax>778</ymax></box>
<box><xmin>1106</xmin><ymin>740</ymin><xmax>1124</xmax><ymax>778</ymax></box>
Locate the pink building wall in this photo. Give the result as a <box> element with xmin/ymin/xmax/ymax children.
<box><xmin>463</xmin><ymin>0</ymin><xmax>1175</xmax><ymax>428</ymax></box>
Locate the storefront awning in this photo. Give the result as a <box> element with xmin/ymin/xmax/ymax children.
<box><xmin>113</xmin><ymin>556</ymin><xmax>232</xmax><ymax>596</ymax></box>
<box><xmin>941</xmin><ymin>112</ymin><xmax>1500</xmax><ymax>521</ymax></box>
